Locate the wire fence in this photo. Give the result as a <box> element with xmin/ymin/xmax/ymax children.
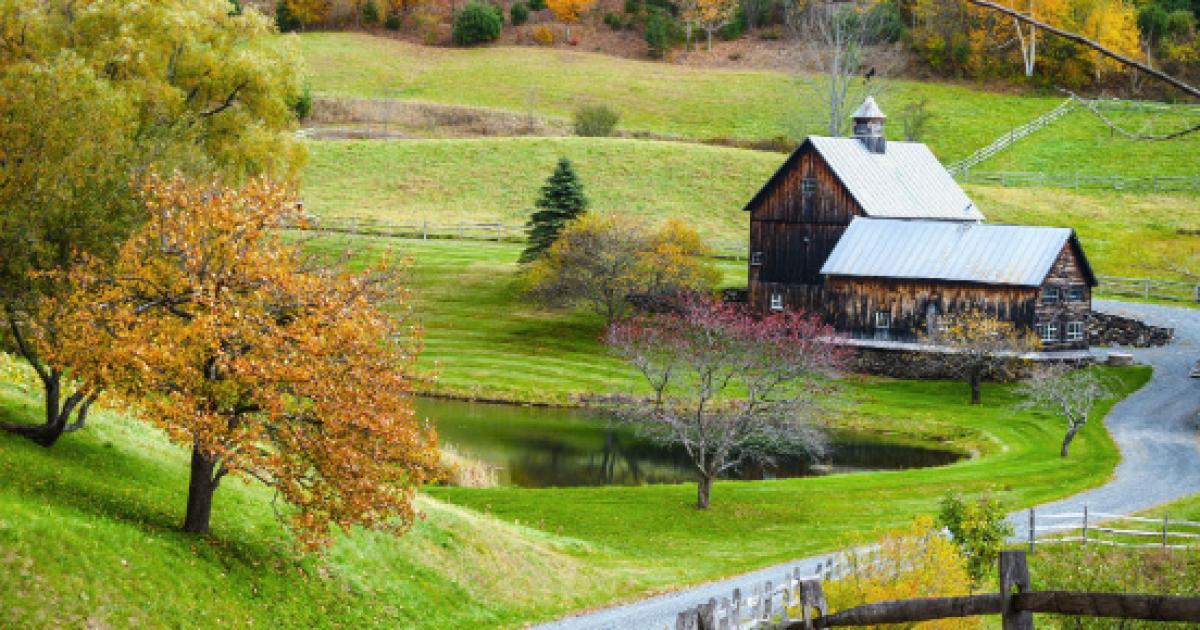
<box><xmin>955</xmin><ymin>170</ymin><xmax>1200</xmax><ymax>192</ymax></box>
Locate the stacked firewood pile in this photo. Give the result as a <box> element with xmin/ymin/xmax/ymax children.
<box><xmin>1088</xmin><ymin>311</ymin><xmax>1174</xmax><ymax>347</ymax></box>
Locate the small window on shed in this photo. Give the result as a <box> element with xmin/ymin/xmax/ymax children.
<box><xmin>875</xmin><ymin>311</ymin><xmax>892</xmax><ymax>329</ymax></box>
<box><xmin>801</xmin><ymin>177</ymin><xmax>817</xmax><ymax>195</ymax></box>
<box><xmin>1041</xmin><ymin>287</ymin><xmax>1060</xmax><ymax>305</ymax></box>
<box><xmin>1036</xmin><ymin>321</ymin><xmax>1059</xmax><ymax>343</ymax></box>
<box><xmin>1066</xmin><ymin>286</ymin><xmax>1085</xmax><ymax>302</ymax></box>
<box><xmin>750</xmin><ymin>251</ymin><xmax>763</xmax><ymax>266</ymax></box>
<box><xmin>770</xmin><ymin>292</ymin><xmax>784</xmax><ymax>311</ymax></box>
<box><xmin>1066</xmin><ymin>321</ymin><xmax>1085</xmax><ymax>342</ymax></box>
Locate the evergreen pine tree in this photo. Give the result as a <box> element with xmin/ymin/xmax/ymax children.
<box><xmin>519</xmin><ymin>158</ymin><xmax>588</xmax><ymax>263</ymax></box>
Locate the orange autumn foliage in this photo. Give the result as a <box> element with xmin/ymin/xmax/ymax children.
<box><xmin>38</xmin><ymin>174</ymin><xmax>441</xmax><ymax>548</ymax></box>
<box><xmin>546</xmin><ymin>0</ymin><xmax>595</xmax><ymax>24</ymax></box>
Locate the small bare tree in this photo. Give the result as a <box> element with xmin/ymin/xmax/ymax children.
<box><xmin>787</xmin><ymin>0</ymin><xmax>899</xmax><ymax>136</ymax></box>
<box><xmin>606</xmin><ymin>297</ymin><xmax>846</xmax><ymax>509</ymax></box>
<box><xmin>926</xmin><ymin>311</ymin><xmax>1040</xmax><ymax>405</ymax></box>
<box><xmin>1016</xmin><ymin>364</ymin><xmax>1113</xmax><ymax>457</ymax></box>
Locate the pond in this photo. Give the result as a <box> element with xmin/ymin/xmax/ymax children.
<box><xmin>417</xmin><ymin>398</ymin><xmax>962</xmax><ymax>488</ymax></box>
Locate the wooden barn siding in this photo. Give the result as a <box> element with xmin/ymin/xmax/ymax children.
<box><xmin>748</xmin><ymin>149</ymin><xmax>863</xmax><ymax>304</ymax></box>
<box><xmin>823</xmin><ymin>277</ymin><xmax>1039</xmax><ymax>338</ymax></box>
<box><xmin>1033</xmin><ymin>243</ymin><xmax>1092</xmax><ymax>350</ymax></box>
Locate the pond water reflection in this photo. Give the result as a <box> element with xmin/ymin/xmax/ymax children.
<box><xmin>417</xmin><ymin>397</ymin><xmax>961</xmax><ymax>488</ymax></box>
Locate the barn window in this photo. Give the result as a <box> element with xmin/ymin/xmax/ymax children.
<box><xmin>802</xmin><ymin>177</ymin><xmax>817</xmax><ymax>195</ymax></box>
<box><xmin>1041</xmin><ymin>287</ymin><xmax>1060</xmax><ymax>305</ymax></box>
<box><xmin>770</xmin><ymin>292</ymin><xmax>784</xmax><ymax>311</ymax></box>
<box><xmin>1036</xmin><ymin>321</ymin><xmax>1059</xmax><ymax>343</ymax></box>
<box><xmin>750</xmin><ymin>251</ymin><xmax>763</xmax><ymax>266</ymax></box>
<box><xmin>1066</xmin><ymin>321</ymin><xmax>1085</xmax><ymax>341</ymax></box>
<box><xmin>1066</xmin><ymin>286</ymin><xmax>1085</xmax><ymax>302</ymax></box>
<box><xmin>875</xmin><ymin>311</ymin><xmax>892</xmax><ymax>329</ymax></box>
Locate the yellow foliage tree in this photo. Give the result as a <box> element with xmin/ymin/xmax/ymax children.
<box><xmin>525</xmin><ymin>214</ymin><xmax>720</xmax><ymax>323</ymax></box>
<box><xmin>287</xmin><ymin>0</ymin><xmax>333</xmax><ymax>25</ymax></box>
<box><xmin>1077</xmin><ymin>0</ymin><xmax>1142</xmax><ymax>79</ymax></box>
<box><xmin>697</xmin><ymin>0</ymin><xmax>739</xmax><ymax>50</ymax></box>
<box><xmin>924</xmin><ymin>310</ymin><xmax>1039</xmax><ymax>405</ymax></box>
<box><xmin>38</xmin><ymin>175</ymin><xmax>441</xmax><ymax>547</ymax></box>
<box><xmin>823</xmin><ymin>517</ymin><xmax>981</xmax><ymax>629</ymax></box>
<box><xmin>546</xmin><ymin>0</ymin><xmax>596</xmax><ymax>40</ymax></box>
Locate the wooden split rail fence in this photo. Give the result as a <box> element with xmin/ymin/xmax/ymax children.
<box><xmin>947</xmin><ymin>97</ymin><xmax>1079</xmax><ymax>174</ymax></box>
<box><xmin>676</xmin><ymin>551</ymin><xmax>1200</xmax><ymax>629</ymax></box>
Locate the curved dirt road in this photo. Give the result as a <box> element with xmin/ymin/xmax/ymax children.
<box><xmin>535</xmin><ymin>300</ymin><xmax>1200</xmax><ymax>630</ymax></box>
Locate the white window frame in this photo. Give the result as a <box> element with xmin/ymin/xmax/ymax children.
<box><xmin>801</xmin><ymin>177</ymin><xmax>817</xmax><ymax>195</ymax></box>
<box><xmin>770</xmin><ymin>292</ymin><xmax>784</xmax><ymax>311</ymax></box>
<box><xmin>750</xmin><ymin>251</ymin><xmax>763</xmax><ymax>266</ymax></box>
<box><xmin>875</xmin><ymin>311</ymin><xmax>892</xmax><ymax>330</ymax></box>
<box><xmin>1066</xmin><ymin>286</ymin><xmax>1085</xmax><ymax>302</ymax></box>
<box><xmin>1066</xmin><ymin>321</ymin><xmax>1085</xmax><ymax>342</ymax></box>
<box><xmin>1041</xmin><ymin>287</ymin><xmax>1059</xmax><ymax>305</ymax></box>
<box><xmin>1036</xmin><ymin>321</ymin><xmax>1059</xmax><ymax>343</ymax></box>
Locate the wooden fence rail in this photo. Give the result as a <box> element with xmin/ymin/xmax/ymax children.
<box><xmin>677</xmin><ymin>551</ymin><xmax>1200</xmax><ymax>629</ymax></box>
<box><xmin>1028</xmin><ymin>506</ymin><xmax>1200</xmax><ymax>552</ymax></box>
<box><xmin>955</xmin><ymin>170</ymin><xmax>1200</xmax><ymax>192</ymax></box>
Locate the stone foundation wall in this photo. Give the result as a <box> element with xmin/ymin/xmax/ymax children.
<box><xmin>847</xmin><ymin>347</ymin><xmax>1092</xmax><ymax>380</ymax></box>
<box><xmin>1088</xmin><ymin>311</ymin><xmax>1174</xmax><ymax>347</ymax></box>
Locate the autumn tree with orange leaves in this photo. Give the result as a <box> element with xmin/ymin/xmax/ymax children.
<box><xmin>38</xmin><ymin>175</ymin><xmax>440</xmax><ymax>546</ymax></box>
<box><xmin>546</xmin><ymin>0</ymin><xmax>596</xmax><ymax>40</ymax></box>
<box><xmin>697</xmin><ymin>0</ymin><xmax>739</xmax><ymax>50</ymax></box>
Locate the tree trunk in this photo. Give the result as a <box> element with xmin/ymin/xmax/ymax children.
<box><xmin>707</xmin><ymin>29</ymin><xmax>713</xmax><ymax>51</ymax></box>
<box><xmin>1060</xmin><ymin>423</ymin><xmax>1082</xmax><ymax>457</ymax></box>
<box><xmin>182</xmin><ymin>445</ymin><xmax>222</xmax><ymax>534</ymax></box>
<box><xmin>969</xmin><ymin>369</ymin><xmax>982</xmax><ymax>405</ymax></box>
<box><xmin>0</xmin><ymin>311</ymin><xmax>93</xmax><ymax>447</ymax></box>
<box><xmin>696</xmin><ymin>474</ymin><xmax>714</xmax><ymax>509</ymax></box>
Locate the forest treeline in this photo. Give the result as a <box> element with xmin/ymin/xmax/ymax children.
<box><xmin>262</xmin><ymin>0</ymin><xmax>1199</xmax><ymax>94</ymax></box>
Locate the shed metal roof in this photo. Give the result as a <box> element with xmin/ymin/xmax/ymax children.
<box><xmin>820</xmin><ymin>218</ymin><xmax>1095</xmax><ymax>287</ymax></box>
<box><xmin>743</xmin><ymin>137</ymin><xmax>985</xmax><ymax>221</ymax></box>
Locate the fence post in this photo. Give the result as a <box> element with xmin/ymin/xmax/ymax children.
<box><xmin>422</xmin><ymin>220</ymin><xmax>428</xmax><ymax>240</ymax></box>
<box><xmin>1028</xmin><ymin>508</ymin><xmax>1036</xmax><ymax>555</ymax></box>
<box><xmin>780</xmin><ymin>572</ymin><xmax>792</xmax><ymax>623</ymax></box>
<box><xmin>1000</xmin><ymin>551</ymin><xmax>1034</xmax><ymax>630</ymax></box>
<box><xmin>698</xmin><ymin>598</ymin><xmax>716</xmax><ymax>630</ymax></box>
<box><xmin>1144</xmin><ymin>279</ymin><xmax>1151</xmax><ymax>300</ymax></box>
<box><xmin>1164</xmin><ymin>514</ymin><xmax>1170</xmax><ymax>549</ymax></box>
<box><xmin>798</xmin><ymin>580</ymin><xmax>827</xmax><ymax>630</ymax></box>
<box><xmin>1083</xmin><ymin>505</ymin><xmax>1089</xmax><ymax>545</ymax></box>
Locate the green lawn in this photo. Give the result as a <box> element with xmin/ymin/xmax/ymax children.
<box><xmin>0</xmin><ymin>343</ymin><xmax>1151</xmax><ymax>628</ymax></box>
<box><xmin>302</xmin><ymin>138</ymin><xmax>1200</xmax><ymax>282</ymax></box>
<box><xmin>0</xmin><ymin>373</ymin><xmax>639</xmax><ymax>629</ymax></box>
<box><xmin>297</xmin><ymin>32</ymin><xmax>1200</xmax><ymax>175</ymax></box>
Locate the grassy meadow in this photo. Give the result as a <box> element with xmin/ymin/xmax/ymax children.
<box><xmin>297</xmin><ymin>32</ymin><xmax>1200</xmax><ymax>176</ymax></box>
<box><xmin>301</xmin><ymin>138</ymin><xmax>1200</xmax><ymax>282</ymax></box>
<box><xmin>0</xmin><ymin>349</ymin><xmax>1150</xmax><ymax>628</ymax></box>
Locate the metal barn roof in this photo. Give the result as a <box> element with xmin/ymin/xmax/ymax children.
<box><xmin>742</xmin><ymin>136</ymin><xmax>985</xmax><ymax>221</ymax></box>
<box><xmin>808</xmin><ymin>137</ymin><xmax>985</xmax><ymax>221</ymax></box>
<box><xmin>820</xmin><ymin>218</ymin><xmax>1094</xmax><ymax>287</ymax></box>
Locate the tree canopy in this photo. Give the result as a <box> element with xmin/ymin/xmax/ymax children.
<box><xmin>38</xmin><ymin>175</ymin><xmax>440</xmax><ymax>546</ymax></box>
<box><xmin>0</xmin><ymin>0</ymin><xmax>305</xmax><ymax>445</ymax></box>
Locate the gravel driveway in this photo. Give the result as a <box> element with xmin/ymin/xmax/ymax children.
<box><xmin>534</xmin><ymin>300</ymin><xmax>1200</xmax><ymax>630</ymax></box>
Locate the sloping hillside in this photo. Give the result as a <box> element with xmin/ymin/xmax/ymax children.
<box><xmin>298</xmin><ymin>32</ymin><xmax>1200</xmax><ymax>175</ymax></box>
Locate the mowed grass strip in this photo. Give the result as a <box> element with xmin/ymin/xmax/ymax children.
<box><xmin>297</xmin><ymin>32</ymin><xmax>1200</xmax><ymax>174</ymax></box>
<box><xmin>302</xmin><ymin>138</ymin><xmax>1200</xmax><ymax>282</ymax></box>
